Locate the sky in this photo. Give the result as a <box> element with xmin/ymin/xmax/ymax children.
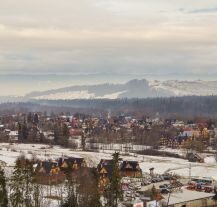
<box><xmin>0</xmin><ymin>0</ymin><xmax>217</xmax><ymax>95</ymax></box>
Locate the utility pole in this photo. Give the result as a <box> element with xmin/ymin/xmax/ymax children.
<box><xmin>189</xmin><ymin>163</ymin><xmax>192</xmax><ymax>181</ymax></box>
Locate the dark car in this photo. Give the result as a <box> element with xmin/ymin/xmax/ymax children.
<box><xmin>160</xmin><ymin>188</ymin><xmax>170</xmax><ymax>194</ymax></box>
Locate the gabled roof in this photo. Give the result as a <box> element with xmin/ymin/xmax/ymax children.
<box><xmin>97</xmin><ymin>159</ymin><xmax>113</xmax><ymax>177</ymax></box>
<box><xmin>120</xmin><ymin>161</ymin><xmax>141</xmax><ymax>172</ymax></box>
<box><xmin>58</xmin><ymin>157</ymin><xmax>86</xmax><ymax>168</ymax></box>
<box><xmin>35</xmin><ymin>161</ymin><xmax>59</xmax><ymax>175</ymax></box>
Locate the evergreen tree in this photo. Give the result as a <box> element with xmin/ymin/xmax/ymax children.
<box><xmin>10</xmin><ymin>157</ymin><xmax>34</xmax><ymax>207</ymax></box>
<box><xmin>18</xmin><ymin>122</ymin><xmax>23</xmax><ymax>141</ymax></box>
<box><xmin>81</xmin><ymin>135</ymin><xmax>86</xmax><ymax>151</ymax></box>
<box><xmin>31</xmin><ymin>126</ymin><xmax>38</xmax><ymax>142</ymax></box>
<box><xmin>62</xmin><ymin>124</ymin><xmax>69</xmax><ymax>147</ymax></box>
<box><xmin>0</xmin><ymin>168</ymin><xmax>8</xmax><ymax>207</ymax></box>
<box><xmin>78</xmin><ymin>170</ymin><xmax>101</xmax><ymax>207</ymax></box>
<box><xmin>33</xmin><ymin>114</ymin><xmax>39</xmax><ymax>125</ymax></box>
<box><xmin>22</xmin><ymin>119</ymin><xmax>29</xmax><ymax>140</ymax></box>
<box><xmin>32</xmin><ymin>183</ymin><xmax>41</xmax><ymax>207</ymax></box>
<box><xmin>106</xmin><ymin>152</ymin><xmax>122</xmax><ymax>207</ymax></box>
<box><xmin>62</xmin><ymin>176</ymin><xmax>78</xmax><ymax>207</ymax></box>
<box><xmin>54</xmin><ymin>123</ymin><xmax>60</xmax><ymax>144</ymax></box>
<box><xmin>9</xmin><ymin>159</ymin><xmax>25</xmax><ymax>207</ymax></box>
<box><xmin>150</xmin><ymin>185</ymin><xmax>157</xmax><ymax>200</ymax></box>
<box><xmin>27</xmin><ymin>113</ymin><xmax>33</xmax><ymax>124</ymax></box>
<box><xmin>22</xmin><ymin>158</ymin><xmax>34</xmax><ymax>207</ymax></box>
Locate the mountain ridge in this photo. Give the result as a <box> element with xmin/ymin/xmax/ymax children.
<box><xmin>23</xmin><ymin>79</ymin><xmax>217</xmax><ymax>100</ymax></box>
<box><xmin>1</xmin><ymin>79</ymin><xmax>217</xmax><ymax>103</ymax></box>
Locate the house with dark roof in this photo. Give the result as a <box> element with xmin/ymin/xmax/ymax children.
<box><xmin>186</xmin><ymin>153</ymin><xmax>204</xmax><ymax>163</ymax></box>
<box><xmin>58</xmin><ymin>157</ymin><xmax>88</xmax><ymax>177</ymax></box>
<box><xmin>34</xmin><ymin>161</ymin><xmax>65</xmax><ymax>185</ymax></box>
<box><xmin>97</xmin><ymin>159</ymin><xmax>113</xmax><ymax>190</ymax></box>
<box><xmin>120</xmin><ymin>161</ymin><xmax>142</xmax><ymax>178</ymax></box>
<box><xmin>59</xmin><ymin>157</ymin><xmax>87</xmax><ymax>170</ymax></box>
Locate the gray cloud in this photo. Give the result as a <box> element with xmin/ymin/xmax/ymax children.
<box><xmin>0</xmin><ymin>0</ymin><xmax>217</xmax><ymax>78</ymax></box>
<box><xmin>190</xmin><ymin>7</ymin><xmax>217</xmax><ymax>14</ymax></box>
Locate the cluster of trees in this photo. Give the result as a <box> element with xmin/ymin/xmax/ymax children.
<box><xmin>62</xmin><ymin>153</ymin><xmax>123</xmax><ymax>207</ymax></box>
<box><xmin>1</xmin><ymin>95</ymin><xmax>217</xmax><ymax>117</ymax></box>
<box><xmin>37</xmin><ymin>95</ymin><xmax>217</xmax><ymax>117</ymax></box>
<box><xmin>0</xmin><ymin>156</ymin><xmax>41</xmax><ymax>207</ymax></box>
<box><xmin>0</xmin><ymin>153</ymin><xmax>123</xmax><ymax>207</ymax></box>
<box><xmin>53</xmin><ymin>123</ymin><xmax>69</xmax><ymax>147</ymax></box>
<box><xmin>17</xmin><ymin>112</ymin><xmax>40</xmax><ymax>142</ymax></box>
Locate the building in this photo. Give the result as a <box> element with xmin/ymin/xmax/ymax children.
<box><xmin>97</xmin><ymin>159</ymin><xmax>113</xmax><ymax>190</ymax></box>
<box><xmin>8</xmin><ymin>130</ymin><xmax>19</xmax><ymax>142</ymax></box>
<box><xmin>58</xmin><ymin>157</ymin><xmax>87</xmax><ymax>175</ymax></box>
<box><xmin>34</xmin><ymin>161</ymin><xmax>65</xmax><ymax>185</ymax></box>
<box><xmin>186</xmin><ymin>153</ymin><xmax>204</xmax><ymax>163</ymax></box>
<box><xmin>120</xmin><ymin>161</ymin><xmax>142</xmax><ymax>178</ymax></box>
<box><xmin>161</xmin><ymin>188</ymin><xmax>215</xmax><ymax>207</ymax></box>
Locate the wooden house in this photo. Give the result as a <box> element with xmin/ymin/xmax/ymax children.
<box><xmin>34</xmin><ymin>161</ymin><xmax>65</xmax><ymax>185</ymax></box>
<box><xmin>58</xmin><ymin>157</ymin><xmax>87</xmax><ymax>177</ymax></box>
<box><xmin>97</xmin><ymin>159</ymin><xmax>113</xmax><ymax>190</ymax></box>
<box><xmin>120</xmin><ymin>161</ymin><xmax>142</xmax><ymax>178</ymax></box>
<box><xmin>59</xmin><ymin>157</ymin><xmax>87</xmax><ymax>169</ymax></box>
<box><xmin>186</xmin><ymin>153</ymin><xmax>204</xmax><ymax>163</ymax></box>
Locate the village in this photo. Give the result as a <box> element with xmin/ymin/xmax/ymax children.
<box><xmin>0</xmin><ymin>111</ymin><xmax>217</xmax><ymax>207</ymax></box>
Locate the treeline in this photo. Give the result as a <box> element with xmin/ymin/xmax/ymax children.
<box><xmin>0</xmin><ymin>153</ymin><xmax>122</xmax><ymax>207</ymax></box>
<box><xmin>38</xmin><ymin>96</ymin><xmax>217</xmax><ymax>117</ymax></box>
<box><xmin>1</xmin><ymin>95</ymin><xmax>217</xmax><ymax>117</ymax></box>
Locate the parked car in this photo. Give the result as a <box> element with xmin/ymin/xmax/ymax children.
<box><xmin>159</xmin><ymin>184</ymin><xmax>169</xmax><ymax>189</ymax></box>
<box><xmin>160</xmin><ymin>188</ymin><xmax>170</xmax><ymax>194</ymax></box>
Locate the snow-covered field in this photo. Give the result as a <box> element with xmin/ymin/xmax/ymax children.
<box><xmin>34</xmin><ymin>90</ymin><xmax>126</xmax><ymax>100</ymax></box>
<box><xmin>0</xmin><ymin>143</ymin><xmax>217</xmax><ymax>178</ymax></box>
<box><xmin>149</xmin><ymin>80</ymin><xmax>217</xmax><ymax>96</ymax></box>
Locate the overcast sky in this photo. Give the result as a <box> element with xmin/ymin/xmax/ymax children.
<box><xmin>0</xmin><ymin>0</ymin><xmax>217</xmax><ymax>76</ymax></box>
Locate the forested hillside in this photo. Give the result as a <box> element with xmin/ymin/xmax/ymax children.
<box><xmin>0</xmin><ymin>96</ymin><xmax>217</xmax><ymax>117</ymax></box>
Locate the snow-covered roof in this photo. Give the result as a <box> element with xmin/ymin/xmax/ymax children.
<box><xmin>9</xmin><ymin>131</ymin><xmax>18</xmax><ymax>136</ymax></box>
<box><xmin>162</xmin><ymin>188</ymin><xmax>214</xmax><ymax>205</ymax></box>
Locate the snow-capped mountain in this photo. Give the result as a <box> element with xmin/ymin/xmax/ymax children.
<box><xmin>23</xmin><ymin>79</ymin><xmax>217</xmax><ymax>100</ymax></box>
<box><xmin>149</xmin><ymin>80</ymin><xmax>217</xmax><ymax>96</ymax></box>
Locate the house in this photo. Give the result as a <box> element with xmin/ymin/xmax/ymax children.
<box><xmin>97</xmin><ymin>159</ymin><xmax>113</xmax><ymax>190</ymax></box>
<box><xmin>160</xmin><ymin>137</ymin><xmax>168</xmax><ymax>146</ymax></box>
<box><xmin>161</xmin><ymin>188</ymin><xmax>215</xmax><ymax>207</ymax></box>
<box><xmin>69</xmin><ymin>128</ymin><xmax>84</xmax><ymax>137</ymax></box>
<box><xmin>172</xmin><ymin>121</ymin><xmax>185</xmax><ymax>128</ymax></box>
<box><xmin>58</xmin><ymin>157</ymin><xmax>87</xmax><ymax>176</ymax></box>
<box><xmin>0</xmin><ymin>124</ymin><xmax>5</xmax><ymax>131</ymax></box>
<box><xmin>42</xmin><ymin>131</ymin><xmax>55</xmax><ymax>141</ymax></box>
<box><xmin>120</xmin><ymin>161</ymin><xmax>142</xmax><ymax>178</ymax></box>
<box><xmin>186</xmin><ymin>153</ymin><xmax>204</xmax><ymax>163</ymax></box>
<box><xmin>179</xmin><ymin>129</ymin><xmax>200</xmax><ymax>139</ymax></box>
<box><xmin>8</xmin><ymin>131</ymin><xmax>19</xmax><ymax>142</ymax></box>
<box><xmin>34</xmin><ymin>161</ymin><xmax>65</xmax><ymax>185</ymax></box>
<box><xmin>167</xmin><ymin>139</ymin><xmax>179</xmax><ymax>149</ymax></box>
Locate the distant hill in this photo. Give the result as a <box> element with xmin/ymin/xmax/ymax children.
<box><xmin>1</xmin><ymin>79</ymin><xmax>217</xmax><ymax>102</ymax></box>
<box><xmin>23</xmin><ymin>79</ymin><xmax>217</xmax><ymax>100</ymax></box>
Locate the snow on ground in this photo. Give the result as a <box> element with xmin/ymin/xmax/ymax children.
<box><xmin>204</xmin><ymin>156</ymin><xmax>216</xmax><ymax>164</ymax></box>
<box><xmin>158</xmin><ymin>147</ymin><xmax>187</xmax><ymax>156</ymax></box>
<box><xmin>0</xmin><ymin>143</ymin><xmax>217</xmax><ymax>178</ymax></box>
<box><xmin>34</xmin><ymin>90</ymin><xmax>126</xmax><ymax>100</ymax></box>
<box><xmin>35</xmin><ymin>91</ymin><xmax>95</xmax><ymax>100</ymax></box>
<box><xmin>149</xmin><ymin>80</ymin><xmax>217</xmax><ymax>96</ymax></box>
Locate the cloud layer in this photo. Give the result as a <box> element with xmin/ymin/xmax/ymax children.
<box><xmin>0</xmin><ymin>0</ymin><xmax>217</xmax><ymax>76</ymax></box>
